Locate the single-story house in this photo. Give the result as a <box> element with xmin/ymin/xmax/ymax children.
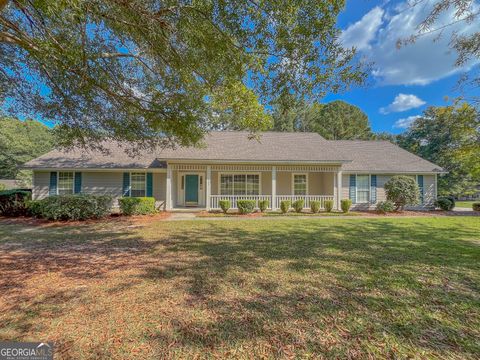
<box><xmin>23</xmin><ymin>131</ymin><xmax>443</xmax><ymax>211</ymax></box>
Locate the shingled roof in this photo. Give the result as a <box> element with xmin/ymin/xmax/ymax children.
<box><xmin>23</xmin><ymin>131</ymin><xmax>443</xmax><ymax>173</ymax></box>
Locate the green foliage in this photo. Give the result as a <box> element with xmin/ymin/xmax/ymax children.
<box><xmin>397</xmin><ymin>102</ymin><xmax>479</xmax><ymax>196</ymax></box>
<box><xmin>376</xmin><ymin>201</ymin><xmax>395</xmax><ymax>214</ymax></box>
<box><xmin>435</xmin><ymin>197</ymin><xmax>454</xmax><ymax>211</ymax></box>
<box><xmin>0</xmin><ymin>189</ymin><xmax>31</xmax><ymax>216</ymax></box>
<box><xmin>473</xmin><ymin>203</ymin><xmax>480</xmax><ymax>211</ymax></box>
<box><xmin>0</xmin><ymin>118</ymin><xmax>54</xmax><ymax>182</ymax></box>
<box><xmin>292</xmin><ymin>199</ymin><xmax>304</xmax><ymax>213</ymax></box>
<box><xmin>324</xmin><ymin>200</ymin><xmax>334</xmax><ymax>213</ymax></box>
<box><xmin>280</xmin><ymin>200</ymin><xmax>291</xmax><ymax>214</ymax></box>
<box><xmin>384</xmin><ymin>176</ymin><xmax>419</xmax><ymax>211</ymax></box>
<box><xmin>341</xmin><ymin>199</ymin><xmax>352</xmax><ymax>213</ymax></box>
<box><xmin>310</xmin><ymin>200</ymin><xmax>321</xmax><ymax>213</ymax></box>
<box><xmin>258</xmin><ymin>199</ymin><xmax>269</xmax><ymax>213</ymax></box>
<box><xmin>1</xmin><ymin>1</ymin><xmax>365</xmax><ymax>148</ymax></box>
<box><xmin>272</xmin><ymin>100</ymin><xmax>374</xmax><ymax>140</ymax></box>
<box><xmin>29</xmin><ymin>194</ymin><xmax>113</xmax><ymax>220</ymax></box>
<box><xmin>219</xmin><ymin>200</ymin><xmax>231</xmax><ymax>214</ymax></box>
<box><xmin>236</xmin><ymin>200</ymin><xmax>256</xmax><ymax>214</ymax></box>
<box><xmin>119</xmin><ymin>197</ymin><xmax>156</xmax><ymax>215</ymax></box>
<box><xmin>0</xmin><ymin>184</ymin><xmax>5</xmax><ymax>191</ymax></box>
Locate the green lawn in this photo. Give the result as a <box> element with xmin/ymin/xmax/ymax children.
<box><xmin>456</xmin><ymin>200</ymin><xmax>478</xmax><ymax>208</ymax></box>
<box><xmin>1</xmin><ymin>217</ymin><xmax>479</xmax><ymax>359</ymax></box>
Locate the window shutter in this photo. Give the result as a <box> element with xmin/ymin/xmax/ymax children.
<box><xmin>146</xmin><ymin>173</ymin><xmax>153</xmax><ymax>197</ymax></box>
<box><xmin>417</xmin><ymin>175</ymin><xmax>424</xmax><ymax>204</ymax></box>
<box><xmin>74</xmin><ymin>172</ymin><xmax>82</xmax><ymax>194</ymax></box>
<box><xmin>49</xmin><ymin>172</ymin><xmax>57</xmax><ymax>196</ymax></box>
<box><xmin>370</xmin><ymin>175</ymin><xmax>377</xmax><ymax>203</ymax></box>
<box><xmin>123</xmin><ymin>172</ymin><xmax>130</xmax><ymax>197</ymax></box>
<box><xmin>349</xmin><ymin>174</ymin><xmax>356</xmax><ymax>204</ymax></box>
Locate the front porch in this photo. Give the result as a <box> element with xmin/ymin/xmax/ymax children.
<box><xmin>166</xmin><ymin>163</ymin><xmax>342</xmax><ymax>211</ymax></box>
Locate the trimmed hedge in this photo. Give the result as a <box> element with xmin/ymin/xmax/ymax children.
<box><xmin>292</xmin><ymin>199</ymin><xmax>304</xmax><ymax>213</ymax></box>
<box><xmin>341</xmin><ymin>199</ymin><xmax>352</xmax><ymax>213</ymax></box>
<box><xmin>0</xmin><ymin>190</ymin><xmax>32</xmax><ymax>216</ymax></box>
<box><xmin>258</xmin><ymin>199</ymin><xmax>269</xmax><ymax>213</ymax></box>
<box><xmin>324</xmin><ymin>200</ymin><xmax>334</xmax><ymax>213</ymax></box>
<box><xmin>435</xmin><ymin>197</ymin><xmax>454</xmax><ymax>211</ymax></box>
<box><xmin>28</xmin><ymin>194</ymin><xmax>113</xmax><ymax>220</ymax></box>
<box><xmin>376</xmin><ymin>200</ymin><xmax>395</xmax><ymax>214</ymax></box>
<box><xmin>219</xmin><ymin>200</ymin><xmax>231</xmax><ymax>214</ymax></box>
<box><xmin>119</xmin><ymin>197</ymin><xmax>156</xmax><ymax>215</ymax></box>
<box><xmin>237</xmin><ymin>200</ymin><xmax>256</xmax><ymax>214</ymax></box>
<box><xmin>280</xmin><ymin>200</ymin><xmax>291</xmax><ymax>214</ymax></box>
<box><xmin>310</xmin><ymin>200</ymin><xmax>321</xmax><ymax>213</ymax></box>
<box><xmin>473</xmin><ymin>203</ymin><xmax>480</xmax><ymax>211</ymax></box>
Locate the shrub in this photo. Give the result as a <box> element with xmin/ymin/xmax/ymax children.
<box><xmin>258</xmin><ymin>199</ymin><xmax>269</xmax><ymax>213</ymax></box>
<box><xmin>292</xmin><ymin>199</ymin><xmax>304</xmax><ymax>213</ymax></box>
<box><xmin>0</xmin><ymin>184</ymin><xmax>6</xmax><ymax>191</ymax></box>
<box><xmin>280</xmin><ymin>200</ymin><xmax>291</xmax><ymax>214</ymax></box>
<box><xmin>0</xmin><ymin>189</ymin><xmax>32</xmax><ymax>216</ymax></box>
<box><xmin>30</xmin><ymin>194</ymin><xmax>113</xmax><ymax>220</ymax></box>
<box><xmin>473</xmin><ymin>203</ymin><xmax>480</xmax><ymax>211</ymax></box>
<box><xmin>237</xmin><ymin>200</ymin><xmax>256</xmax><ymax>214</ymax></box>
<box><xmin>119</xmin><ymin>197</ymin><xmax>155</xmax><ymax>215</ymax></box>
<box><xmin>310</xmin><ymin>200</ymin><xmax>321</xmax><ymax>213</ymax></box>
<box><xmin>324</xmin><ymin>200</ymin><xmax>334</xmax><ymax>213</ymax></box>
<box><xmin>384</xmin><ymin>175</ymin><xmax>419</xmax><ymax>211</ymax></box>
<box><xmin>341</xmin><ymin>199</ymin><xmax>352</xmax><ymax>213</ymax></box>
<box><xmin>444</xmin><ymin>196</ymin><xmax>456</xmax><ymax>209</ymax></box>
<box><xmin>376</xmin><ymin>200</ymin><xmax>395</xmax><ymax>214</ymax></box>
<box><xmin>434</xmin><ymin>197</ymin><xmax>454</xmax><ymax>211</ymax></box>
<box><xmin>219</xmin><ymin>200</ymin><xmax>231</xmax><ymax>214</ymax></box>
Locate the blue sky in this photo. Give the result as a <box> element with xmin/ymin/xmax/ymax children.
<box><xmin>326</xmin><ymin>0</ymin><xmax>480</xmax><ymax>134</ymax></box>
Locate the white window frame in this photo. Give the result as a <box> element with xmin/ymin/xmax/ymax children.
<box><xmin>217</xmin><ymin>172</ymin><xmax>262</xmax><ymax>196</ymax></box>
<box><xmin>57</xmin><ymin>171</ymin><xmax>75</xmax><ymax>195</ymax></box>
<box><xmin>355</xmin><ymin>174</ymin><xmax>370</xmax><ymax>204</ymax></box>
<box><xmin>130</xmin><ymin>172</ymin><xmax>147</xmax><ymax>197</ymax></box>
<box><xmin>291</xmin><ymin>173</ymin><xmax>308</xmax><ymax>195</ymax></box>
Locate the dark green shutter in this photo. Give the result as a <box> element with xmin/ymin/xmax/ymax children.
<box><xmin>417</xmin><ymin>175</ymin><xmax>424</xmax><ymax>204</ymax></box>
<box><xmin>74</xmin><ymin>172</ymin><xmax>82</xmax><ymax>194</ymax></box>
<box><xmin>370</xmin><ymin>175</ymin><xmax>377</xmax><ymax>203</ymax></box>
<box><xmin>349</xmin><ymin>175</ymin><xmax>356</xmax><ymax>204</ymax></box>
<box><xmin>49</xmin><ymin>172</ymin><xmax>57</xmax><ymax>196</ymax></box>
<box><xmin>123</xmin><ymin>172</ymin><xmax>130</xmax><ymax>197</ymax></box>
<box><xmin>146</xmin><ymin>173</ymin><xmax>153</xmax><ymax>197</ymax></box>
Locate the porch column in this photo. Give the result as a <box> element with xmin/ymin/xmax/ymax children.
<box><xmin>206</xmin><ymin>165</ymin><xmax>211</xmax><ymax>210</ymax></box>
<box><xmin>336</xmin><ymin>169</ymin><xmax>342</xmax><ymax>210</ymax></box>
<box><xmin>271</xmin><ymin>166</ymin><xmax>277</xmax><ymax>210</ymax></box>
<box><xmin>166</xmin><ymin>165</ymin><xmax>172</xmax><ymax>210</ymax></box>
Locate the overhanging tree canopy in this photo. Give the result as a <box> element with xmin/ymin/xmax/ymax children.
<box><xmin>0</xmin><ymin>0</ymin><xmax>365</xmax><ymax>149</ymax></box>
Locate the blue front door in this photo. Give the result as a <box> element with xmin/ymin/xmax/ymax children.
<box><xmin>185</xmin><ymin>175</ymin><xmax>199</xmax><ymax>204</ymax></box>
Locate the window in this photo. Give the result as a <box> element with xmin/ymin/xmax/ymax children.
<box><xmin>293</xmin><ymin>174</ymin><xmax>307</xmax><ymax>195</ymax></box>
<box><xmin>220</xmin><ymin>174</ymin><xmax>259</xmax><ymax>195</ymax></box>
<box><xmin>58</xmin><ymin>172</ymin><xmax>74</xmax><ymax>195</ymax></box>
<box><xmin>131</xmin><ymin>172</ymin><xmax>146</xmax><ymax>197</ymax></box>
<box><xmin>356</xmin><ymin>175</ymin><xmax>370</xmax><ymax>203</ymax></box>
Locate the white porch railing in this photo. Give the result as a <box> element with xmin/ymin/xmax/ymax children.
<box><xmin>275</xmin><ymin>195</ymin><xmax>334</xmax><ymax>210</ymax></box>
<box><xmin>210</xmin><ymin>195</ymin><xmax>272</xmax><ymax>209</ymax></box>
<box><xmin>209</xmin><ymin>195</ymin><xmax>335</xmax><ymax>210</ymax></box>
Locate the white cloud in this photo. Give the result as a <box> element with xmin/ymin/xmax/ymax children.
<box><xmin>340</xmin><ymin>7</ymin><xmax>384</xmax><ymax>51</ymax></box>
<box><xmin>394</xmin><ymin>115</ymin><xmax>421</xmax><ymax>129</ymax></box>
<box><xmin>380</xmin><ymin>93</ymin><xmax>426</xmax><ymax>114</ymax></box>
<box><xmin>341</xmin><ymin>0</ymin><xmax>480</xmax><ymax>85</ymax></box>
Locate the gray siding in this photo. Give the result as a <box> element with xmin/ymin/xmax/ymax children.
<box><xmin>32</xmin><ymin>171</ymin><xmax>50</xmax><ymax>200</ymax></box>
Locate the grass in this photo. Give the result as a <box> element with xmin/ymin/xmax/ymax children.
<box><xmin>456</xmin><ymin>200</ymin><xmax>478</xmax><ymax>208</ymax></box>
<box><xmin>1</xmin><ymin>217</ymin><xmax>479</xmax><ymax>359</ymax></box>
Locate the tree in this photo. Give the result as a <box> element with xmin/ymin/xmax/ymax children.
<box><xmin>272</xmin><ymin>100</ymin><xmax>374</xmax><ymax>140</ymax></box>
<box><xmin>384</xmin><ymin>175</ymin><xmax>419</xmax><ymax>211</ymax></box>
<box><xmin>399</xmin><ymin>0</ymin><xmax>479</xmax><ymax>102</ymax></box>
<box><xmin>0</xmin><ymin>1</ymin><xmax>366</xmax><ymax>150</ymax></box>
<box><xmin>0</xmin><ymin>118</ymin><xmax>54</xmax><ymax>184</ymax></box>
<box><xmin>397</xmin><ymin>102</ymin><xmax>480</xmax><ymax>196</ymax></box>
